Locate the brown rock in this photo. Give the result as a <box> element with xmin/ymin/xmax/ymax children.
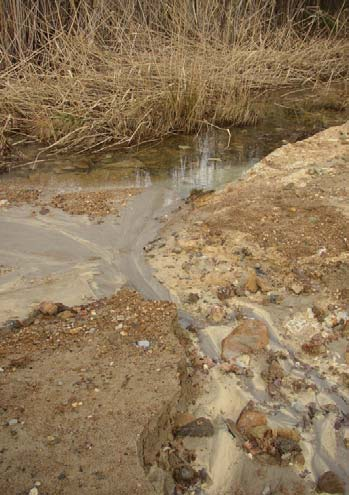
<box><xmin>236</xmin><ymin>404</ymin><xmax>267</xmax><ymax>438</ymax></box>
<box><xmin>173</xmin><ymin>413</ymin><xmax>195</xmax><ymax>429</ymax></box>
<box><xmin>187</xmin><ymin>293</ymin><xmax>199</xmax><ymax>304</ymax></box>
<box><xmin>217</xmin><ymin>286</ymin><xmax>232</xmax><ymax>301</ymax></box>
<box><xmin>38</xmin><ymin>301</ymin><xmax>59</xmax><ymax>316</ymax></box>
<box><xmin>316</xmin><ymin>471</ymin><xmax>345</xmax><ymax>494</ymax></box>
<box><xmin>208</xmin><ymin>304</ymin><xmax>226</xmax><ymax>323</ymax></box>
<box><xmin>276</xmin><ymin>428</ymin><xmax>301</xmax><ymax>443</ymax></box>
<box><xmin>256</xmin><ymin>276</ymin><xmax>271</xmax><ymax>293</ymax></box>
<box><xmin>274</xmin><ymin>437</ymin><xmax>302</xmax><ymax>463</ymax></box>
<box><xmin>302</xmin><ymin>333</ymin><xmax>327</xmax><ymax>356</ymax></box>
<box><xmin>249</xmin><ymin>424</ymin><xmax>270</xmax><ymax>440</ymax></box>
<box><xmin>58</xmin><ymin>310</ymin><xmax>74</xmax><ymax>320</ymax></box>
<box><xmin>312</xmin><ymin>304</ymin><xmax>326</xmax><ymax>322</ymax></box>
<box><xmin>221</xmin><ymin>319</ymin><xmax>269</xmax><ymax>361</ymax></box>
<box><xmin>262</xmin><ymin>359</ymin><xmax>285</xmax><ymax>397</ymax></box>
<box><xmin>245</xmin><ymin>270</ymin><xmax>258</xmax><ymax>293</ymax></box>
<box><xmin>291</xmin><ymin>283</ymin><xmax>303</xmax><ymax>295</ymax></box>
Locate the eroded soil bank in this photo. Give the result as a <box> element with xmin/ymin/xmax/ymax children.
<box><xmin>0</xmin><ymin>290</ymin><xmax>192</xmax><ymax>495</ymax></box>
<box><xmin>146</xmin><ymin>123</ymin><xmax>349</xmax><ymax>495</ymax></box>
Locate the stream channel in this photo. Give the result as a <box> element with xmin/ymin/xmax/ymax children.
<box><xmin>1</xmin><ymin>103</ymin><xmax>349</xmax><ymax>495</ymax></box>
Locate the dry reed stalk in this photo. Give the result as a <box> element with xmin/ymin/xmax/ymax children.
<box><xmin>0</xmin><ymin>0</ymin><xmax>348</xmax><ymax>157</ymax></box>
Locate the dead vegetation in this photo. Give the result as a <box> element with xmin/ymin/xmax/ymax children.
<box><xmin>0</xmin><ymin>1</ymin><xmax>348</xmax><ymax>159</ymax></box>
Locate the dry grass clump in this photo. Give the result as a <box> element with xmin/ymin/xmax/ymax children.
<box><xmin>0</xmin><ymin>0</ymin><xmax>348</xmax><ymax>158</ymax></box>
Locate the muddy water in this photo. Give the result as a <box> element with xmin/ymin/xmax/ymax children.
<box><xmin>0</xmin><ymin>102</ymin><xmax>348</xmax><ymax>319</ymax></box>
<box><xmin>1</xmin><ymin>108</ymin><xmax>341</xmax><ymax>324</ymax></box>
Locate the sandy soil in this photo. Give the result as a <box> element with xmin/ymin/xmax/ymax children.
<box><xmin>0</xmin><ymin>185</ymin><xmax>142</xmax><ymax>219</ymax></box>
<box><xmin>147</xmin><ymin>122</ymin><xmax>349</xmax><ymax>494</ymax></box>
<box><xmin>0</xmin><ymin>290</ymin><xmax>189</xmax><ymax>495</ymax></box>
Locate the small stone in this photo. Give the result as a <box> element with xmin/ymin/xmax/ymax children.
<box><xmin>174</xmin><ymin>417</ymin><xmax>214</xmax><ymax>438</ymax></box>
<box><xmin>208</xmin><ymin>304</ymin><xmax>226</xmax><ymax>323</ymax></box>
<box><xmin>38</xmin><ymin>301</ymin><xmax>59</xmax><ymax>316</ymax></box>
<box><xmin>302</xmin><ymin>333</ymin><xmax>326</xmax><ymax>356</ymax></box>
<box><xmin>47</xmin><ymin>435</ymin><xmax>60</xmax><ymax>445</ymax></box>
<box><xmin>187</xmin><ymin>293</ymin><xmax>200</xmax><ymax>304</ymax></box>
<box><xmin>236</xmin><ymin>354</ymin><xmax>250</xmax><ymax>368</ymax></box>
<box><xmin>29</xmin><ymin>488</ymin><xmax>39</xmax><ymax>495</ymax></box>
<box><xmin>2</xmin><ymin>319</ymin><xmax>22</xmax><ymax>331</ymax></box>
<box><xmin>256</xmin><ymin>276</ymin><xmax>271</xmax><ymax>293</ymax></box>
<box><xmin>58</xmin><ymin>310</ymin><xmax>74</xmax><ymax>320</ymax></box>
<box><xmin>274</xmin><ymin>437</ymin><xmax>301</xmax><ymax>459</ymax></box>
<box><xmin>236</xmin><ymin>404</ymin><xmax>267</xmax><ymax>438</ymax></box>
<box><xmin>8</xmin><ymin>419</ymin><xmax>18</xmax><ymax>426</ymax></box>
<box><xmin>316</xmin><ymin>471</ymin><xmax>345</xmax><ymax>494</ymax></box>
<box><xmin>39</xmin><ymin>207</ymin><xmax>50</xmax><ymax>215</ymax></box>
<box><xmin>136</xmin><ymin>340</ymin><xmax>150</xmax><ymax>349</ymax></box>
<box><xmin>291</xmin><ymin>284</ymin><xmax>303</xmax><ymax>295</ymax></box>
<box><xmin>268</xmin><ymin>293</ymin><xmax>282</xmax><ymax>304</ymax></box>
<box><xmin>217</xmin><ymin>286</ymin><xmax>232</xmax><ymax>301</ymax></box>
<box><xmin>173</xmin><ymin>466</ymin><xmax>198</xmax><ymax>485</ymax></box>
<box><xmin>245</xmin><ymin>270</ymin><xmax>258</xmax><ymax>293</ymax></box>
<box><xmin>69</xmin><ymin>327</ymin><xmax>81</xmax><ymax>335</ymax></box>
<box><xmin>276</xmin><ymin>428</ymin><xmax>301</xmax><ymax>443</ymax></box>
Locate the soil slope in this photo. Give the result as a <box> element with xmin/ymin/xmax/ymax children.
<box><xmin>0</xmin><ymin>290</ymin><xmax>186</xmax><ymax>495</ymax></box>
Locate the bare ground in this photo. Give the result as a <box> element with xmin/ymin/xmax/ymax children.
<box><xmin>0</xmin><ymin>290</ymin><xmax>190</xmax><ymax>495</ymax></box>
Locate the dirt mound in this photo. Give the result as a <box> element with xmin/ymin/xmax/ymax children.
<box><xmin>0</xmin><ymin>289</ymin><xmax>187</xmax><ymax>495</ymax></box>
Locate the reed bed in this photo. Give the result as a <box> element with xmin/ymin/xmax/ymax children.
<box><xmin>0</xmin><ymin>0</ymin><xmax>348</xmax><ymax>157</ymax></box>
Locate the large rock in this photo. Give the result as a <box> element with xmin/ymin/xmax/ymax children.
<box><xmin>221</xmin><ymin>319</ymin><xmax>269</xmax><ymax>361</ymax></box>
<box><xmin>316</xmin><ymin>471</ymin><xmax>345</xmax><ymax>494</ymax></box>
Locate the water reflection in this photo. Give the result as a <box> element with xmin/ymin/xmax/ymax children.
<box><xmin>135</xmin><ymin>169</ymin><xmax>152</xmax><ymax>188</ymax></box>
<box><xmin>2</xmin><ymin>101</ymin><xmax>348</xmax><ymax>196</ymax></box>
